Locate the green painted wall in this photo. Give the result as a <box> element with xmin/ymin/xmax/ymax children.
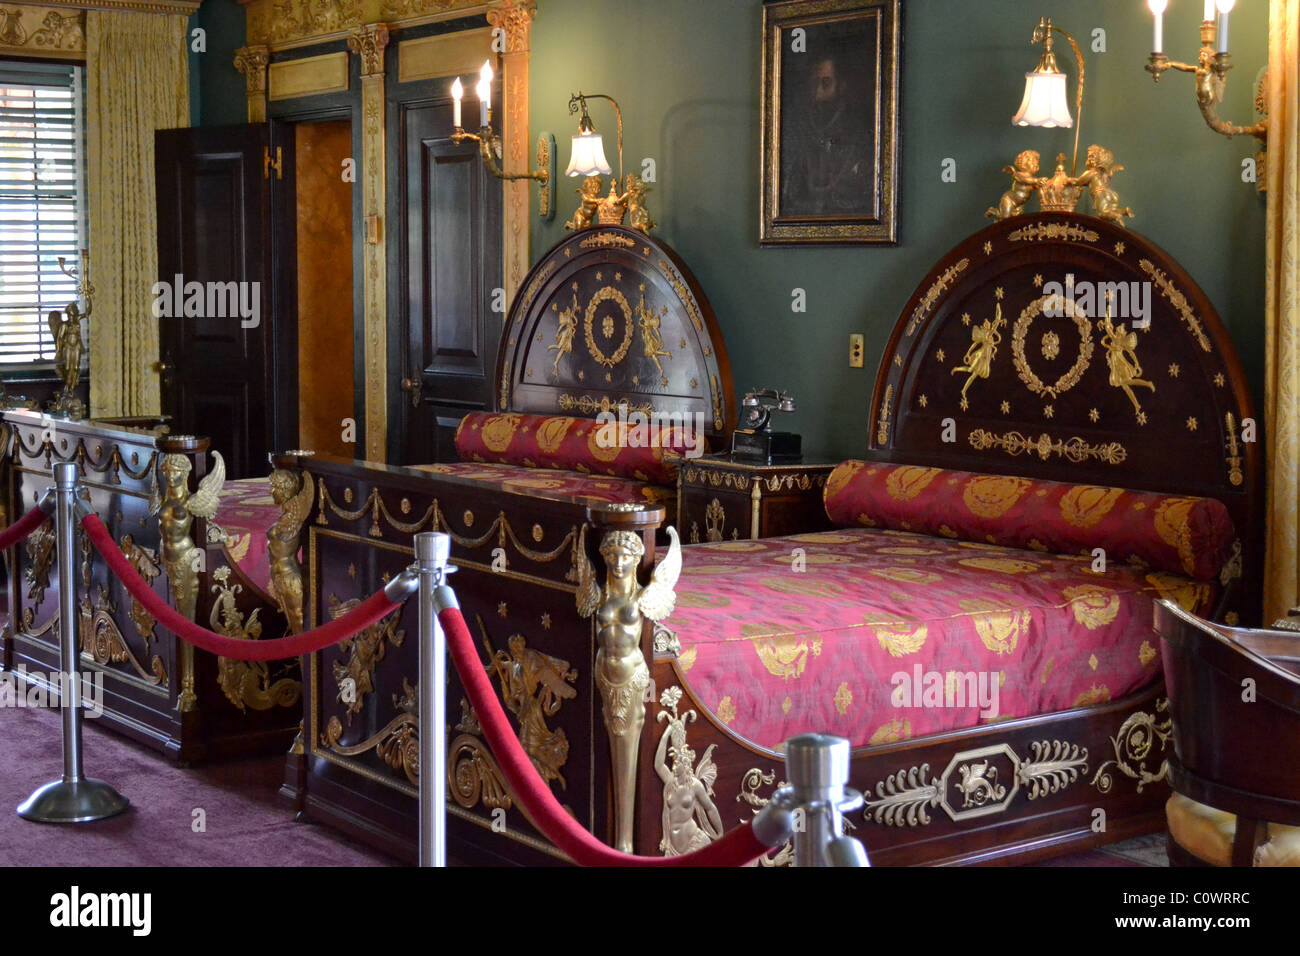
<box><xmin>192</xmin><ymin>0</ymin><xmax>248</xmax><ymax>127</ymax></box>
<box><xmin>529</xmin><ymin>0</ymin><xmax>1269</xmax><ymax>460</ymax></box>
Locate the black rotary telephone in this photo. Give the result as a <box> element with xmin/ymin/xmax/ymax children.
<box><xmin>731</xmin><ymin>388</ymin><xmax>802</xmax><ymax>464</ymax></box>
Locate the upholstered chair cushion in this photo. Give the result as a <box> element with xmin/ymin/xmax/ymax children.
<box><xmin>823</xmin><ymin>462</ymin><xmax>1236</xmax><ymax>581</ymax></box>
<box><xmin>1166</xmin><ymin>793</ymin><xmax>1300</xmax><ymax>866</ymax></box>
<box><xmin>454</xmin><ymin>412</ymin><xmax>697</xmax><ymax>485</ymax></box>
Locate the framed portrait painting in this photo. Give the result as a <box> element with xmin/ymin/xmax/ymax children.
<box><xmin>760</xmin><ymin>0</ymin><xmax>901</xmax><ymax>244</ymax></box>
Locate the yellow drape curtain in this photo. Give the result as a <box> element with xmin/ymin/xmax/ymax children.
<box><xmin>86</xmin><ymin>11</ymin><xmax>189</xmax><ymax>418</ymax></box>
<box><xmin>1263</xmin><ymin>0</ymin><xmax>1300</xmax><ymax>622</ymax></box>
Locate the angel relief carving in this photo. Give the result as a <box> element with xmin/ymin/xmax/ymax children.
<box><xmin>149</xmin><ymin>451</ymin><xmax>225</xmax><ymax>621</ymax></box>
<box><xmin>655</xmin><ymin>686</ymin><xmax>723</xmax><ymax>856</ymax></box>
<box><xmin>488</xmin><ymin>633</ymin><xmax>578</xmax><ymax>788</ymax></box>
<box><xmin>576</xmin><ymin>523</ymin><xmax>681</xmax><ymax>852</ymax></box>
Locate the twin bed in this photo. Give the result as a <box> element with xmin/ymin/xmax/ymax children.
<box><xmin>1</xmin><ymin>212</ymin><xmax>1258</xmax><ymax>866</ymax></box>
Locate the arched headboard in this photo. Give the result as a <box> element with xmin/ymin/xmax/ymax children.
<box><xmin>869</xmin><ymin>212</ymin><xmax>1262</xmax><ymax>621</ymax></box>
<box><xmin>496</xmin><ymin>226</ymin><xmax>737</xmax><ymax>443</ymax></box>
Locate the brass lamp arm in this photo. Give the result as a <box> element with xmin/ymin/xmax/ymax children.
<box><xmin>569</xmin><ymin>92</ymin><xmax>623</xmax><ymax>184</ymax></box>
<box><xmin>1044</xmin><ymin>23</ymin><xmax>1085</xmax><ymax>176</ymax></box>
<box><xmin>1197</xmin><ymin>95</ymin><xmax>1268</xmax><ymax>141</ymax></box>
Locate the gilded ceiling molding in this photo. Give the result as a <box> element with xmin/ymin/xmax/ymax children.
<box><xmin>349</xmin><ymin>21</ymin><xmax>391</xmax><ymax>462</ymax></box>
<box><xmin>233</xmin><ymin>44</ymin><xmax>270</xmax><ymax>123</ymax></box>
<box><xmin>241</xmin><ymin>0</ymin><xmax>497</xmax><ymax>52</ymax></box>
<box><xmin>0</xmin><ymin>6</ymin><xmax>85</xmax><ymax>60</ymax></box>
<box><xmin>38</xmin><ymin>0</ymin><xmax>198</xmax><ymax>14</ymax></box>
<box><xmin>487</xmin><ymin>0</ymin><xmax>534</xmax><ymax>306</ymax></box>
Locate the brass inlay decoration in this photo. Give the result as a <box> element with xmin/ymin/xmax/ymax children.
<box><xmin>1007</xmin><ymin>221</ymin><xmax>1099</xmax><ymax>243</ymax></box>
<box><xmin>1098</xmin><ymin>311</ymin><xmax>1155</xmax><ymax>418</ymax></box>
<box><xmin>324</xmin><ymin>678</ymin><xmax>419</xmax><ymax>786</ymax></box>
<box><xmin>876</xmin><ymin>384</ymin><xmax>893</xmax><ymax>447</ymax></box>
<box><xmin>905</xmin><ymin>259</ymin><xmax>968</xmax><ymax>337</ymax></box>
<box><xmin>1139</xmin><ymin>258</ymin><xmax>1212</xmax><ymax>353</ymax></box>
<box><xmin>952</xmin><ymin>303</ymin><xmax>1005</xmax><ymax>409</ymax></box>
<box><xmin>655</xmin><ymin>686</ymin><xmax>723</xmax><ymax>856</ymax></box>
<box><xmin>212</xmin><ymin>566</ymin><xmax>301</xmax><ymax>712</ymax></box>
<box><xmin>548</xmin><ymin>288</ymin><xmax>578</xmax><ymax>376</ymax></box>
<box><xmin>1011</xmin><ymin>295</ymin><xmax>1095</xmax><ymax>400</ymax></box>
<box><xmin>580</xmin><ymin>232</ymin><xmax>636</xmax><ymax>250</ymax></box>
<box><xmin>576</xmin><ymin>524</ymin><xmax>681</xmax><ymax>853</ymax></box>
<box><xmin>969</xmin><ymin>428</ymin><xmax>1127</xmax><ymax>466</ymax></box>
<box><xmin>583</xmin><ymin>286</ymin><xmax>634</xmax><ymax>368</ymax></box>
<box><xmin>329</xmin><ymin>593</ymin><xmax>406</xmax><ymax>723</ymax></box>
<box><xmin>450</xmin><ymin>699</ymin><xmax>513</xmax><ymax>809</ymax></box>
<box><xmin>268</xmin><ymin>50</ymin><xmax>349</xmax><ymax>101</ymax></box>
<box><xmin>636</xmin><ymin>290</ymin><xmax>671</xmax><ymax>378</ymax></box>
<box><xmin>655</xmin><ymin>259</ymin><xmax>704</xmax><ymax>333</ymax></box>
<box><xmin>863</xmin><ymin>740</ymin><xmax>1088</xmax><ymax>827</ymax></box>
<box><xmin>0</xmin><ymin>5</ymin><xmax>84</xmax><ymax>60</ymax></box>
<box><xmin>13</xmin><ymin>430</ymin><xmax>157</xmax><ymax>483</ymax></box>
<box><xmin>1091</xmin><ymin>699</ymin><xmax>1171</xmax><ymax>794</ymax></box>
<box><xmin>268</xmin><ymin>466</ymin><xmax>314</xmax><ymax>633</ymax></box>
<box><xmin>152</xmin><ymin>451</ymin><xmax>225</xmax><ymax>623</ymax></box>
<box><xmin>1224</xmin><ymin>412</ymin><xmax>1244</xmax><ymax>487</ymax></box>
<box><xmin>24</xmin><ymin>521</ymin><xmax>54</xmax><ymax>604</ymax></box>
<box><xmin>557</xmin><ymin>393</ymin><xmax>654</xmax><ymax>417</ymax></box>
<box><xmin>737</xmin><ymin>768</ymin><xmax>794</xmax><ymax>866</ymax></box>
<box><xmin>118</xmin><ymin>534</ymin><xmax>160</xmax><ymax>646</ymax></box>
<box><xmin>704</xmin><ymin>498</ymin><xmax>724</xmax><ymax>542</ymax></box>
<box><xmin>78</xmin><ymin>580</ymin><xmax>166</xmax><ymax>686</ymax></box>
<box><xmin>483</xmin><ymin>625</ymin><xmax>577</xmax><ymax>788</ymax></box>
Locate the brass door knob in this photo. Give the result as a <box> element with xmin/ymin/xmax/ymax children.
<box><xmin>400</xmin><ymin>376</ymin><xmax>423</xmax><ymax>408</ymax></box>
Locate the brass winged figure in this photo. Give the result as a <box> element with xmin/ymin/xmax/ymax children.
<box><xmin>149</xmin><ymin>450</ymin><xmax>226</xmax><ymax>620</ymax></box>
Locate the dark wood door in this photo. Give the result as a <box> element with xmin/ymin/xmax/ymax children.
<box><xmin>154</xmin><ymin>124</ymin><xmax>296</xmax><ymax>479</ymax></box>
<box><xmin>390</xmin><ymin>90</ymin><xmax>503</xmax><ymax>465</ymax></box>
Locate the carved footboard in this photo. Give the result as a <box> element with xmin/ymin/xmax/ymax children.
<box><xmin>1</xmin><ymin>411</ymin><xmax>303</xmax><ymax>762</ymax></box>
<box><xmin>289</xmin><ymin>454</ymin><xmax>667</xmax><ymax>863</ymax></box>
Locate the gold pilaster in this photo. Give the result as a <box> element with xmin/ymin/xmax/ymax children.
<box><xmin>487</xmin><ymin>0</ymin><xmax>535</xmax><ymax>306</ymax></box>
<box><xmin>233</xmin><ymin>45</ymin><xmax>270</xmax><ymax>123</ymax></box>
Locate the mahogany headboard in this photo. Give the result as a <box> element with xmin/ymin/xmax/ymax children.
<box><xmin>495</xmin><ymin>226</ymin><xmax>736</xmax><ymax>442</ymax></box>
<box><xmin>869</xmin><ymin>211</ymin><xmax>1262</xmax><ymax>621</ymax></box>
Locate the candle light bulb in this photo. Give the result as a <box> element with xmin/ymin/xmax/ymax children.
<box><xmin>1216</xmin><ymin>0</ymin><xmax>1235</xmax><ymax>12</ymax></box>
<box><xmin>476</xmin><ymin>60</ymin><xmax>493</xmax><ymax>126</ymax></box>
<box><xmin>450</xmin><ymin>76</ymin><xmax>463</xmax><ymax>128</ymax></box>
<box><xmin>1148</xmin><ymin>0</ymin><xmax>1167</xmax><ymax>51</ymax></box>
<box><xmin>1204</xmin><ymin>0</ymin><xmax>1216</xmax><ymax>21</ymax></box>
<box><xmin>1217</xmin><ymin>0</ymin><xmax>1233</xmax><ymax>52</ymax></box>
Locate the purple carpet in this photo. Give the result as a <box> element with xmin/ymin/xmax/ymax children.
<box><xmin>0</xmin><ymin>698</ymin><xmax>398</xmax><ymax>866</ymax></box>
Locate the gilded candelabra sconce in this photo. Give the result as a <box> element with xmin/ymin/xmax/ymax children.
<box><xmin>1144</xmin><ymin>0</ymin><xmax>1268</xmax><ymax>191</ymax></box>
<box><xmin>47</xmin><ymin>248</ymin><xmax>91</xmax><ymax>420</ymax></box>
<box><xmin>449</xmin><ymin>61</ymin><xmax>557</xmax><ymax>220</ymax></box>
<box><xmin>987</xmin><ymin>18</ymin><xmax>1133</xmax><ymax>226</ymax></box>
<box><xmin>562</xmin><ymin>92</ymin><xmax>655</xmax><ymax>234</ymax></box>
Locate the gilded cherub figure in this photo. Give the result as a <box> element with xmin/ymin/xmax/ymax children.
<box><xmin>576</xmin><ymin>524</ymin><xmax>682</xmax><ymax>852</ymax></box>
<box><xmin>548</xmin><ymin>290</ymin><xmax>579</xmax><ymax>376</ymax></box>
<box><xmin>1099</xmin><ymin>305</ymin><xmax>1154</xmax><ymax>417</ymax></box>
<box><xmin>1074</xmin><ymin>144</ymin><xmax>1133</xmax><ymax>228</ymax></box>
<box><xmin>564</xmin><ymin>175</ymin><xmax>603</xmax><ymax>231</ymax></box>
<box><xmin>149</xmin><ymin>451</ymin><xmax>226</xmax><ymax>621</ymax></box>
<box><xmin>951</xmin><ymin>302</ymin><xmax>1005</xmax><ymax>408</ymax></box>
<box><xmin>624</xmin><ymin>174</ymin><xmax>656</xmax><ymax>234</ymax></box>
<box><xmin>986</xmin><ymin>149</ymin><xmax>1041</xmax><ymax>221</ymax></box>
<box><xmin>267</xmin><ymin>466</ymin><xmax>314</xmax><ymax>634</ymax></box>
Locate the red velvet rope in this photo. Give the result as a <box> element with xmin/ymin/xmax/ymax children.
<box><xmin>0</xmin><ymin>506</ymin><xmax>49</xmax><ymax>551</ymax></box>
<box><xmin>440</xmin><ymin>605</ymin><xmax>772</xmax><ymax>867</ymax></box>
<box><xmin>82</xmin><ymin>513</ymin><xmax>400</xmax><ymax>661</ymax></box>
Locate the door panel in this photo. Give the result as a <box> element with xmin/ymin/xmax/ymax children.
<box><xmin>155</xmin><ymin>124</ymin><xmax>293</xmax><ymax>479</ymax></box>
<box><xmin>391</xmin><ymin>93</ymin><xmax>503</xmax><ymax>465</ymax></box>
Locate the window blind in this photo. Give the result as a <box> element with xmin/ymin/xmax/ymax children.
<box><xmin>0</xmin><ymin>62</ymin><xmax>86</xmax><ymax>365</ymax></box>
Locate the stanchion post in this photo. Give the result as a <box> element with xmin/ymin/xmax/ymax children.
<box><xmin>782</xmin><ymin>733</ymin><xmax>869</xmax><ymax>867</ymax></box>
<box><xmin>17</xmin><ymin>462</ymin><xmax>128</xmax><ymax>823</ymax></box>
<box><xmin>415</xmin><ymin>532</ymin><xmax>453</xmax><ymax>867</ymax></box>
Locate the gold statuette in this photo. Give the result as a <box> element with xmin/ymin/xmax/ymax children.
<box><xmin>565</xmin><ymin>175</ymin><xmax>603</xmax><ymax>231</ymax></box>
<box><xmin>986</xmin><ymin>149</ymin><xmax>1041</xmax><ymax>221</ymax></box>
<box><xmin>576</xmin><ymin>524</ymin><xmax>681</xmax><ymax>852</ymax></box>
<box><xmin>150</xmin><ymin>450</ymin><xmax>226</xmax><ymax>622</ymax></box>
<box><xmin>267</xmin><ymin>465</ymin><xmax>314</xmax><ymax>633</ymax></box>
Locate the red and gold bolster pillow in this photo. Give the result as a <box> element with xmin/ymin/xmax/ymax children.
<box><xmin>454</xmin><ymin>412</ymin><xmax>693</xmax><ymax>485</ymax></box>
<box><xmin>823</xmin><ymin>461</ymin><xmax>1236</xmax><ymax>581</ymax></box>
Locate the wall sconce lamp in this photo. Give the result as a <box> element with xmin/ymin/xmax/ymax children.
<box><xmin>449</xmin><ymin>61</ymin><xmax>557</xmax><ymax>218</ymax></box>
<box><xmin>1145</xmin><ymin>0</ymin><xmax>1268</xmax><ymax>186</ymax></box>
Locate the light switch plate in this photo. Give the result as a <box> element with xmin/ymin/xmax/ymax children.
<box><xmin>849</xmin><ymin>333</ymin><xmax>865</xmax><ymax>368</ymax></box>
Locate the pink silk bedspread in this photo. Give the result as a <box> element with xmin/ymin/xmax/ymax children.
<box><xmin>411</xmin><ymin>461</ymin><xmax>675</xmax><ymax>509</ymax></box>
<box><xmin>219</xmin><ymin>477</ymin><xmax>278</xmax><ymax>592</ymax></box>
<box><xmin>668</xmin><ymin>528</ymin><xmax>1218</xmax><ymax>750</ymax></box>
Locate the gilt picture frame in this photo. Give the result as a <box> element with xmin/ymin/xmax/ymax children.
<box><xmin>760</xmin><ymin>0</ymin><xmax>901</xmax><ymax>245</ymax></box>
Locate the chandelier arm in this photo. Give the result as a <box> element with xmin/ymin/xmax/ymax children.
<box><xmin>1051</xmin><ymin>25</ymin><xmax>1085</xmax><ymax>176</ymax></box>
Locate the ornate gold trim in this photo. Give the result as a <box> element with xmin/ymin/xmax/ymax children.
<box><xmin>876</xmin><ymin>384</ymin><xmax>893</xmax><ymax>446</ymax></box>
<box><xmin>211</xmin><ymin>566</ymin><xmax>301</xmax><ymax>711</ymax></box>
<box><xmin>1091</xmin><ymin>699</ymin><xmax>1171</xmax><ymax>794</ymax></box>
<box><xmin>1139</xmin><ymin>259</ymin><xmax>1213</xmax><ymax>353</ymax></box>
<box><xmin>0</xmin><ymin>6</ymin><xmax>85</xmax><ymax>60</ymax></box>
<box><xmin>557</xmin><ymin>393</ymin><xmax>653</xmax><ymax>417</ymax></box>
<box><xmin>1011</xmin><ymin>295</ymin><xmax>1095</xmax><ymax>400</ymax></box>
<box><xmin>1224</xmin><ymin>412</ymin><xmax>1245</xmax><ymax>487</ymax></box>
<box><xmin>737</xmin><ymin>767</ymin><xmax>794</xmax><ymax>866</ymax></box>
<box><xmin>233</xmin><ymin>45</ymin><xmax>270</xmax><ymax>122</ymax></box>
<box><xmin>905</xmin><ymin>259</ymin><xmax>968</xmax><ymax>337</ymax></box>
<box><xmin>968</xmin><ymin>428</ymin><xmax>1127</xmax><ymax>466</ymax></box>
<box><xmin>1007</xmin><ymin>221</ymin><xmax>1099</xmax><ymax>243</ymax></box>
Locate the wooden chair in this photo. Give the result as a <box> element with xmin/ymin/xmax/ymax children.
<box><xmin>1154</xmin><ymin>600</ymin><xmax>1300</xmax><ymax>866</ymax></box>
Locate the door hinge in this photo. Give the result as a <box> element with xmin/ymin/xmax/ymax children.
<box><xmin>264</xmin><ymin>146</ymin><xmax>282</xmax><ymax>180</ymax></box>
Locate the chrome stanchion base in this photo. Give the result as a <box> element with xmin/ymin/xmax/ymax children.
<box><xmin>18</xmin><ymin>777</ymin><xmax>129</xmax><ymax>824</ymax></box>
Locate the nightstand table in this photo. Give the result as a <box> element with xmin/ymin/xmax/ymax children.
<box><xmin>676</xmin><ymin>454</ymin><xmax>838</xmax><ymax>543</ymax></box>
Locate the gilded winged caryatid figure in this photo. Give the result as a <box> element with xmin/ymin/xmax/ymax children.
<box><xmin>150</xmin><ymin>450</ymin><xmax>225</xmax><ymax>621</ymax></box>
<box><xmin>952</xmin><ymin>302</ymin><xmax>1005</xmax><ymax>409</ymax></box>
<box><xmin>267</xmin><ymin>467</ymin><xmax>314</xmax><ymax>634</ymax></box>
<box><xmin>489</xmin><ymin>634</ymin><xmax>578</xmax><ymax>788</ymax></box>
<box><xmin>576</xmin><ymin>523</ymin><xmax>681</xmax><ymax>853</ymax></box>
<box><xmin>1098</xmin><ymin>309</ymin><xmax>1154</xmax><ymax>417</ymax></box>
<box><xmin>655</xmin><ymin>685</ymin><xmax>723</xmax><ymax>856</ymax></box>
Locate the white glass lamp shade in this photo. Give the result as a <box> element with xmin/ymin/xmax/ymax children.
<box><xmin>565</xmin><ymin>130</ymin><xmax>612</xmax><ymax>177</ymax></box>
<box><xmin>1012</xmin><ymin>69</ymin><xmax>1073</xmax><ymax>128</ymax></box>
